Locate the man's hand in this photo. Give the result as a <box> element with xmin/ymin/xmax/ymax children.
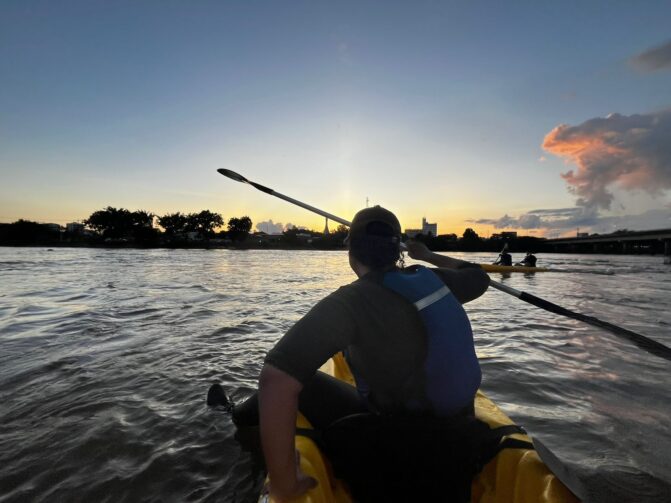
<box><xmin>405</xmin><ymin>239</ymin><xmax>475</xmax><ymax>270</ymax></box>
<box><xmin>259</xmin><ymin>364</ymin><xmax>317</xmax><ymax>502</ymax></box>
<box><xmin>265</xmin><ymin>450</ymin><xmax>317</xmax><ymax>502</ymax></box>
<box><xmin>405</xmin><ymin>239</ymin><xmax>432</xmax><ymax>261</ymax></box>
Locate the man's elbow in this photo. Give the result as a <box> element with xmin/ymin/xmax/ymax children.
<box><xmin>480</xmin><ymin>269</ymin><xmax>491</xmax><ymax>290</ymax></box>
<box><xmin>460</xmin><ymin>269</ymin><xmax>490</xmax><ymax>303</ymax></box>
<box><xmin>471</xmin><ymin>268</ymin><xmax>490</xmax><ymax>295</ymax></box>
<box><xmin>259</xmin><ymin>363</ymin><xmax>303</xmax><ymax>397</ymax></box>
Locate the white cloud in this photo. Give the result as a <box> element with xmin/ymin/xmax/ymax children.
<box><xmin>255</xmin><ymin>219</ymin><xmax>284</xmax><ymax>234</ymax></box>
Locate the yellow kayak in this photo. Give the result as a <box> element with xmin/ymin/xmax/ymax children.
<box><xmin>259</xmin><ymin>353</ymin><xmax>579</xmax><ymax>503</ymax></box>
<box><xmin>479</xmin><ymin>264</ymin><xmax>549</xmax><ymax>273</ymax></box>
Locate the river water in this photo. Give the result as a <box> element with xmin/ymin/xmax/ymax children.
<box><xmin>0</xmin><ymin>247</ymin><xmax>670</xmax><ymax>502</ymax></box>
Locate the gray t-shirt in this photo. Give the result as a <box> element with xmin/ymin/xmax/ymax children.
<box><xmin>264</xmin><ymin>264</ymin><xmax>489</xmax><ymax>409</ymax></box>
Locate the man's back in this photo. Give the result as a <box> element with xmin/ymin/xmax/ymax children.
<box><xmin>266</xmin><ymin>265</ymin><xmax>488</xmax><ymax>414</ymax></box>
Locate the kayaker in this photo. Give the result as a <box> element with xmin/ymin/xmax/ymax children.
<box><xmin>493</xmin><ymin>246</ymin><xmax>512</xmax><ymax>266</ymax></box>
<box><xmin>212</xmin><ymin>206</ymin><xmax>490</xmax><ymax>502</ymax></box>
<box><xmin>518</xmin><ymin>251</ymin><xmax>537</xmax><ymax>267</ymax></box>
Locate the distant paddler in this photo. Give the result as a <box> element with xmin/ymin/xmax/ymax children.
<box><xmin>493</xmin><ymin>244</ymin><xmax>513</xmax><ymax>266</ymax></box>
<box><xmin>515</xmin><ymin>252</ymin><xmax>538</xmax><ymax>268</ymax></box>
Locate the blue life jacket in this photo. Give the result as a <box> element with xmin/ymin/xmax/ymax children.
<box><xmin>348</xmin><ymin>265</ymin><xmax>481</xmax><ymax>416</ymax></box>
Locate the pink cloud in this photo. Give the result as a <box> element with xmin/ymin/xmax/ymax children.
<box><xmin>542</xmin><ymin>110</ymin><xmax>671</xmax><ymax>209</ymax></box>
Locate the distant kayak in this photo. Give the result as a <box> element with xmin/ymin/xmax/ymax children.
<box><xmin>479</xmin><ymin>264</ymin><xmax>615</xmax><ymax>275</ymax></box>
<box><xmin>259</xmin><ymin>353</ymin><xmax>578</xmax><ymax>503</ymax></box>
<box><xmin>480</xmin><ymin>263</ymin><xmax>549</xmax><ymax>273</ymax></box>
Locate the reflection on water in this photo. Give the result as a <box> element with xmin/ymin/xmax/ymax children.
<box><xmin>0</xmin><ymin>248</ymin><xmax>670</xmax><ymax>502</ymax></box>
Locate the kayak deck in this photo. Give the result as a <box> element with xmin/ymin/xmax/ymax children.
<box><xmin>259</xmin><ymin>354</ymin><xmax>578</xmax><ymax>503</ymax></box>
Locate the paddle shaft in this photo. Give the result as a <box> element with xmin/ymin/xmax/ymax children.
<box><xmin>217</xmin><ymin>169</ymin><xmax>350</xmax><ymax>226</ymax></box>
<box><xmin>490</xmin><ymin>282</ymin><xmax>671</xmax><ymax>361</ymax></box>
<box><xmin>218</xmin><ymin>168</ymin><xmax>671</xmax><ymax>362</ymax></box>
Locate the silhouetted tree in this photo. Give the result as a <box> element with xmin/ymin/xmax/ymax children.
<box><xmin>227</xmin><ymin>216</ymin><xmax>252</xmax><ymax>242</ymax></box>
<box><xmin>84</xmin><ymin>207</ymin><xmax>157</xmax><ymax>243</ymax></box>
<box><xmin>517</xmin><ymin>236</ymin><xmax>546</xmax><ymax>253</ymax></box>
<box><xmin>130</xmin><ymin>210</ymin><xmax>159</xmax><ymax>244</ymax></box>
<box><xmin>131</xmin><ymin>210</ymin><xmax>154</xmax><ymax>230</ymax></box>
<box><xmin>282</xmin><ymin>225</ymin><xmax>299</xmax><ymax>245</ymax></box>
<box><xmin>428</xmin><ymin>233</ymin><xmax>458</xmax><ymax>251</ymax></box>
<box><xmin>85</xmin><ymin>207</ymin><xmax>133</xmax><ymax>239</ymax></box>
<box><xmin>462</xmin><ymin>228</ymin><xmax>479</xmax><ymax>240</ymax></box>
<box><xmin>461</xmin><ymin>227</ymin><xmax>482</xmax><ymax>251</ymax></box>
<box><xmin>0</xmin><ymin>220</ymin><xmax>60</xmax><ymax>245</ymax></box>
<box><xmin>334</xmin><ymin>224</ymin><xmax>348</xmax><ymax>235</ymax></box>
<box><xmin>186</xmin><ymin>210</ymin><xmax>224</xmax><ymax>239</ymax></box>
<box><xmin>158</xmin><ymin>212</ymin><xmax>189</xmax><ymax>238</ymax></box>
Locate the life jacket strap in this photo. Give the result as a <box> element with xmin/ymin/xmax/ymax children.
<box><xmin>474</xmin><ymin>424</ymin><xmax>534</xmax><ymax>472</ymax></box>
<box><xmin>414</xmin><ymin>285</ymin><xmax>450</xmax><ymax>311</ymax></box>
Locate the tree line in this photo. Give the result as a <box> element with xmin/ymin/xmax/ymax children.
<box><xmin>0</xmin><ymin>207</ymin><xmax>252</xmax><ymax>246</ymax></box>
<box><xmin>413</xmin><ymin>227</ymin><xmax>546</xmax><ymax>253</ymax></box>
<box><xmin>82</xmin><ymin>207</ymin><xmax>252</xmax><ymax>243</ymax></box>
<box><xmin>0</xmin><ymin>207</ymin><xmax>549</xmax><ymax>252</ymax></box>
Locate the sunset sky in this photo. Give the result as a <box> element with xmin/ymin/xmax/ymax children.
<box><xmin>1</xmin><ymin>1</ymin><xmax>670</xmax><ymax>237</ymax></box>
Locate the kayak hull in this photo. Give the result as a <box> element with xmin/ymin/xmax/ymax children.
<box><xmin>259</xmin><ymin>353</ymin><xmax>578</xmax><ymax>503</ymax></box>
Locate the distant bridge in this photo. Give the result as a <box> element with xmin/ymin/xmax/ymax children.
<box><xmin>546</xmin><ymin>228</ymin><xmax>671</xmax><ymax>256</ymax></box>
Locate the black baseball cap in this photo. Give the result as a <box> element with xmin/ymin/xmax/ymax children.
<box><xmin>345</xmin><ymin>206</ymin><xmax>401</xmax><ymax>243</ymax></box>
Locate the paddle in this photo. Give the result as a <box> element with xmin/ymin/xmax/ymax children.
<box><xmin>489</xmin><ymin>282</ymin><xmax>671</xmax><ymax>361</ymax></box>
<box><xmin>217</xmin><ymin>169</ymin><xmax>349</xmax><ymax>226</ymax></box>
<box><xmin>481</xmin><ymin>264</ymin><xmax>614</xmax><ymax>275</ymax></box>
<box><xmin>217</xmin><ymin>168</ymin><xmax>671</xmax><ymax>363</ymax></box>
<box><xmin>493</xmin><ymin>243</ymin><xmax>508</xmax><ymax>265</ymax></box>
<box><xmin>532</xmin><ymin>438</ymin><xmax>590</xmax><ymax>502</ymax></box>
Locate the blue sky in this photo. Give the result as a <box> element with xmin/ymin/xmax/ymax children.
<box><xmin>1</xmin><ymin>1</ymin><xmax>670</xmax><ymax>236</ymax></box>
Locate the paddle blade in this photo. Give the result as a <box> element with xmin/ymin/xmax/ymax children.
<box><xmin>217</xmin><ymin>168</ymin><xmax>249</xmax><ymax>183</ymax></box>
<box><xmin>533</xmin><ymin>438</ymin><xmax>588</xmax><ymax>501</ymax></box>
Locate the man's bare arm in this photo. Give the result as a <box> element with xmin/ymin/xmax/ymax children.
<box><xmin>405</xmin><ymin>240</ymin><xmax>476</xmax><ymax>269</ymax></box>
<box><xmin>258</xmin><ymin>364</ymin><xmax>316</xmax><ymax>501</ymax></box>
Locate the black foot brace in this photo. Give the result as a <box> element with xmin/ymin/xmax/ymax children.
<box><xmin>207</xmin><ymin>383</ymin><xmax>232</xmax><ymax>408</ymax></box>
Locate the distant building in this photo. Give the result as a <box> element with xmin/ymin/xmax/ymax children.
<box><xmin>422</xmin><ymin>217</ymin><xmax>437</xmax><ymax>237</ymax></box>
<box><xmin>66</xmin><ymin>222</ymin><xmax>84</xmax><ymax>234</ymax></box>
<box><xmin>404</xmin><ymin>217</ymin><xmax>437</xmax><ymax>238</ymax></box>
<box><xmin>577</xmin><ymin>232</ymin><xmax>589</xmax><ymax>238</ymax></box>
<box><xmin>45</xmin><ymin>223</ymin><xmax>62</xmax><ymax>232</ymax></box>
